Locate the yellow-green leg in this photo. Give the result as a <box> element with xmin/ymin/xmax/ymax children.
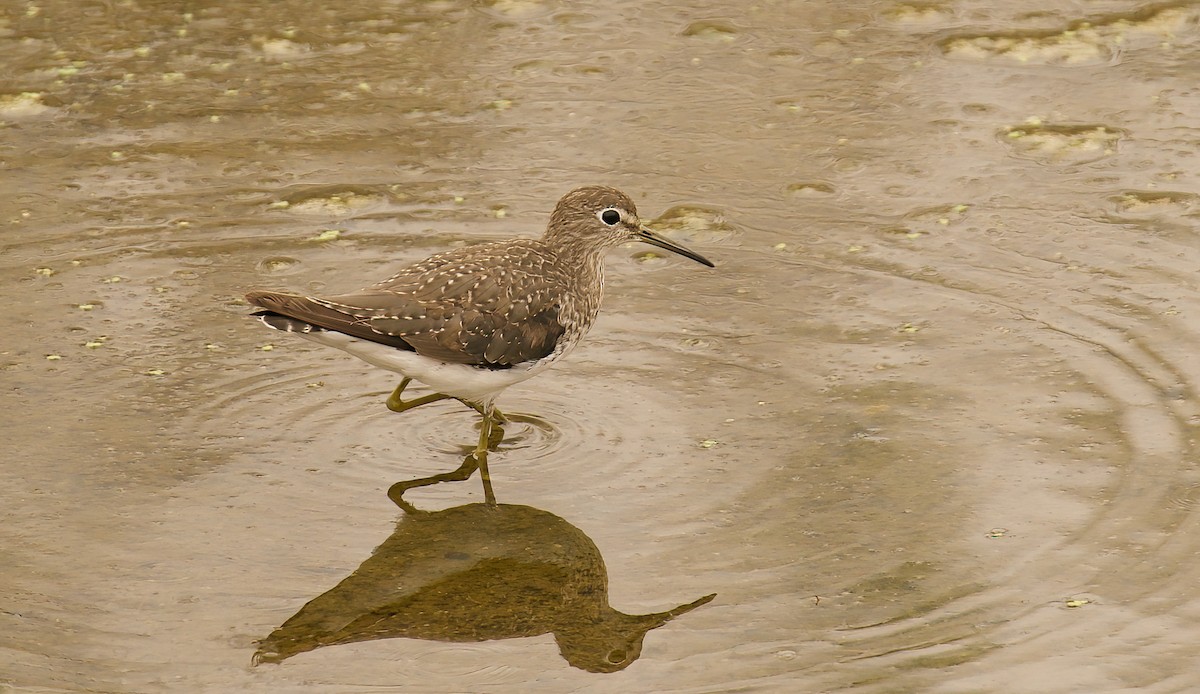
<box><xmin>386</xmin><ymin>378</ymin><xmax>507</xmax><ymax>424</ymax></box>
<box><xmin>386</xmin><ymin>411</ymin><xmax>507</xmax><ymax>509</ymax></box>
<box><xmin>387</xmin><ymin>455</ymin><xmax>479</xmax><ymax>511</ymax></box>
<box><xmin>474</xmin><ymin>404</ymin><xmax>498</xmax><ymax>505</ymax></box>
<box><xmin>384</xmin><ymin>378</ymin><xmax>503</xmax><ymax>506</ymax></box>
<box><xmin>386</xmin><ymin>377</ymin><xmax>451</xmax><ymax>413</ymax></box>
<box><xmin>460</xmin><ymin>399</ymin><xmax>507</xmax><ymax>425</ymax></box>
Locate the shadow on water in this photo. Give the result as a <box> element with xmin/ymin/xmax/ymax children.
<box><xmin>252</xmin><ymin>485</ymin><xmax>716</xmax><ymax>673</ymax></box>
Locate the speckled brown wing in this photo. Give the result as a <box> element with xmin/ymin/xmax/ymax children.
<box><xmin>247</xmin><ymin>240</ymin><xmax>569</xmax><ymax>368</ymax></box>
<box><xmin>245</xmin><ymin>289</ymin><xmax>417</xmax><ymax>351</ymax></box>
<box><xmin>364</xmin><ymin>241</ymin><xmax>569</xmax><ymax>367</ymax></box>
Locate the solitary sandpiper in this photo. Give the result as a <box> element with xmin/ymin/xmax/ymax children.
<box><xmin>246</xmin><ymin>186</ymin><xmax>714</xmax><ymax>504</ymax></box>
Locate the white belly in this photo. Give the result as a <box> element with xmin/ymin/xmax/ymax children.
<box><xmin>297</xmin><ymin>330</ymin><xmax>556</xmax><ymax>404</ymax></box>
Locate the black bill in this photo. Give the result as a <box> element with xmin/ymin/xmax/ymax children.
<box><xmin>635</xmin><ymin>226</ymin><xmax>715</xmax><ymax>267</ymax></box>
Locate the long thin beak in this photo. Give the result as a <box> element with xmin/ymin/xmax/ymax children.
<box><xmin>635</xmin><ymin>225</ymin><xmax>715</xmax><ymax>268</ymax></box>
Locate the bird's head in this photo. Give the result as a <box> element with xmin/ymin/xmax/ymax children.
<box><xmin>546</xmin><ymin>186</ymin><xmax>715</xmax><ymax>267</ymax></box>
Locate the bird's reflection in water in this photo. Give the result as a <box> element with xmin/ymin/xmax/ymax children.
<box><xmin>254</xmin><ymin>470</ymin><xmax>716</xmax><ymax>672</ymax></box>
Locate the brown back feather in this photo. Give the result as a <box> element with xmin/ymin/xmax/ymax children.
<box><xmin>244</xmin><ymin>240</ymin><xmax>569</xmax><ymax>367</ymax></box>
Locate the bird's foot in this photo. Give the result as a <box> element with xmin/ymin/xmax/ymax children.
<box><xmin>386</xmin><ymin>377</ymin><xmax>452</xmax><ymax>413</ymax></box>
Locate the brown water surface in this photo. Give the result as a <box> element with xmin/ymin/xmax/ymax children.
<box><xmin>4</xmin><ymin>1</ymin><xmax>1200</xmax><ymax>692</ymax></box>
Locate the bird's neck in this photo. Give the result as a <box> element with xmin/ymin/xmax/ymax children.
<box><xmin>562</xmin><ymin>244</ymin><xmax>606</xmax><ymax>297</ymax></box>
<box><xmin>543</xmin><ymin>237</ymin><xmax>606</xmax><ymax>324</ymax></box>
<box><xmin>544</xmin><ymin>233</ymin><xmax>607</xmax><ymax>285</ymax></box>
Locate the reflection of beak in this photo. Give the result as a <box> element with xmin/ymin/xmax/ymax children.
<box><xmin>635</xmin><ymin>225</ymin><xmax>715</xmax><ymax>267</ymax></box>
<box><xmin>646</xmin><ymin>592</ymin><xmax>718</xmax><ymax>627</ymax></box>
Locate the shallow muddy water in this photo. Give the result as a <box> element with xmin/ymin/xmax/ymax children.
<box><xmin>4</xmin><ymin>1</ymin><xmax>1200</xmax><ymax>692</ymax></box>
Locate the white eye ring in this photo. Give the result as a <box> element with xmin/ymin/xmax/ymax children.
<box><xmin>598</xmin><ymin>208</ymin><xmax>622</xmax><ymax>226</ymax></box>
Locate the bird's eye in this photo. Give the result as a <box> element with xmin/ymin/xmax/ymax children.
<box><xmin>606</xmin><ymin>648</ymin><xmax>628</xmax><ymax>664</ymax></box>
<box><xmin>599</xmin><ymin>209</ymin><xmax>621</xmax><ymax>226</ymax></box>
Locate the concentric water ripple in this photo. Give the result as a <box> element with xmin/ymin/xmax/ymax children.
<box><xmin>7</xmin><ymin>1</ymin><xmax>1200</xmax><ymax>692</ymax></box>
<box><xmin>380</xmin><ymin>397</ymin><xmax>581</xmax><ymax>461</ymax></box>
<box><xmin>192</xmin><ymin>345</ymin><xmax>628</xmax><ymax>503</ymax></box>
<box><xmin>739</xmin><ymin>205</ymin><xmax>1200</xmax><ymax>688</ymax></box>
